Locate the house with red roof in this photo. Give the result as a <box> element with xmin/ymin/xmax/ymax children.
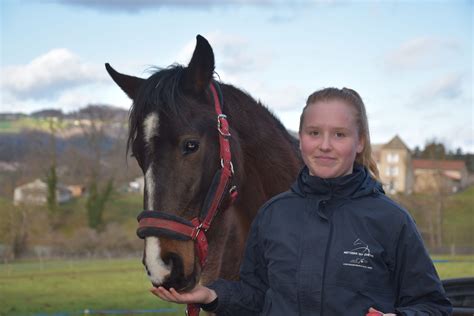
<box><xmin>412</xmin><ymin>159</ymin><xmax>468</xmax><ymax>193</ymax></box>
<box><xmin>372</xmin><ymin>135</ymin><xmax>469</xmax><ymax>194</ymax></box>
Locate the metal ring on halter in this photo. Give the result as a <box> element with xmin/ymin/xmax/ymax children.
<box><xmin>192</xmin><ymin>222</ymin><xmax>203</xmax><ymax>239</ymax></box>
<box><xmin>217</xmin><ymin>114</ymin><xmax>231</xmax><ymax>137</ymax></box>
<box><xmin>220</xmin><ymin>159</ymin><xmax>234</xmax><ymax>174</ymax></box>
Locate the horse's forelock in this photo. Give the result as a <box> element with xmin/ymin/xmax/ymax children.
<box><xmin>127</xmin><ymin>65</ymin><xmax>187</xmax><ymax>156</ymax></box>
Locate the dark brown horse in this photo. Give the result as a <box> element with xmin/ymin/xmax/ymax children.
<box><xmin>106</xmin><ymin>35</ymin><xmax>301</xmax><ymax>293</ymax></box>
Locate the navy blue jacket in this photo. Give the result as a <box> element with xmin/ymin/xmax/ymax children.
<box><xmin>209</xmin><ymin>165</ymin><xmax>452</xmax><ymax>315</ymax></box>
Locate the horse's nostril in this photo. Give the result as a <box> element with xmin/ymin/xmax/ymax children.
<box><xmin>163</xmin><ymin>253</ymin><xmax>180</xmax><ymax>275</ymax></box>
<box><xmin>161</xmin><ymin>253</ymin><xmax>189</xmax><ymax>290</ymax></box>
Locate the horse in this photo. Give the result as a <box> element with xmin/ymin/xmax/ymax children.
<box><xmin>106</xmin><ymin>34</ymin><xmax>302</xmax><ymax>302</ymax></box>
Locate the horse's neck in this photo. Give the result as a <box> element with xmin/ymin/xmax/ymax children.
<box><xmin>224</xmin><ymin>85</ymin><xmax>302</xmax><ymax>219</ymax></box>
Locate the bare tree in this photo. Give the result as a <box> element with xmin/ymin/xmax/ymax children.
<box><xmin>77</xmin><ymin>105</ymin><xmax>127</xmax><ymax>231</ymax></box>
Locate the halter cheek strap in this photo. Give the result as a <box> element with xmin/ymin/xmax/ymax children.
<box><xmin>136</xmin><ymin>81</ymin><xmax>237</xmax><ymax>316</ymax></box>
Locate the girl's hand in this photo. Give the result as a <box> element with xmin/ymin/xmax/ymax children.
<box><xmin>366</xmin><ymin>307</ymin><xmax>396</xmax><ymax>316</ymax></box>
<box><xmin>150</xmin><ymin>284</ymin><xmax>217</xmax><ymax>305</ymax></box>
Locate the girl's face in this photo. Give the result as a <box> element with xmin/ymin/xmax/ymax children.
<box><xmin>299</xmin><ymin>99</ymin><xmax>364</xmax><ymax>179</ymax></box>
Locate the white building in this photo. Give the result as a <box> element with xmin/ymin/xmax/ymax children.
<box><xmin>13</xmin><ymin>179</ymin><xmax>73</xmax><ymax>206</ymax></box>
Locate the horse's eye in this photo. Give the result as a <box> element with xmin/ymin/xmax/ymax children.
<box><xmin>183</xmin><ymin>140</ymin><xmax>200</xmax><ymax>155</ymax></box>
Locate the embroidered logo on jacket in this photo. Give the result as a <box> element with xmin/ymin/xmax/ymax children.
<box><xmin>342</xmin><ymin>238</ymin><xmax>374</xmax><ymax>270</ymax></box>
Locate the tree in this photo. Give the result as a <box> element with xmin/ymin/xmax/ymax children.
<box><xmin>78</xmin><ymin>105</ymin><xmax>126</xmax><ymax>231</ymax></box>
<box><xmin>421</xmin><ymin>140</ymin><xmax>446</xmax><ymax>160</ymax></box>
<box><xmin>413</xmin><ymin>146</ymin><xmax>422</xmax><ymax>158</ymax></box>
<box><xmin>86</xmin><ymin>177</ymin><xmax>113</xmax><ymax>230</ymax></box>
<box><xmin>46</xmin><ymin>165</ymin><xmax>57</xmax><ymax>214</ymax></box>
<box><xmin>0</xmin><ymin>201</ymin><xmax>31</xmax><ymax>260</ymax></box>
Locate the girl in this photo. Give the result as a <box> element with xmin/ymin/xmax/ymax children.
<box><xmin>151</xmin><ymin>88</ymin><xmax>452</xmax><ymax>315</ymax></box>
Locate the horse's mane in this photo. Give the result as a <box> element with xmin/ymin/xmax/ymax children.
<box><xmin>127</xmin><ymin>65</ymin><xmax>300</xmax><ymax>160</ymax></box>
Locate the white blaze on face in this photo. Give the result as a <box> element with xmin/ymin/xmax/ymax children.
<box><xmin>145</xmin><ymin>165</ymin><xmax>155</xmax><ymax>211</ymax></box>
<box><xmin>143</xmin><ymin>112</ymin><xmax>159</xmax><ymax>144</ymax></box>
<box><xmin>143</xmin><ymin>113</ymin><xmax>170</xmax><ymax>284</ymax></box>
<box><xmin>143</xmin><ymin>112</ymin><xmax>160</xmax><ymax>210</ymax></box>
<box><xmin>145</xmin><ymin>237</ymin><xmax>172</xmax><ymax>284</ymax></box>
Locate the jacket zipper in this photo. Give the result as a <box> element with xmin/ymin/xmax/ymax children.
<box><xmin>319</xmin><ymin>200</ymin><xmax>333</xmax><ymax>316</ymax></box>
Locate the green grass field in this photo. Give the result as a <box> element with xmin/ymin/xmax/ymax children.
<box><xmin>0</xmin><ymin>258</ymin><xmax>185</xmax><ymax>316</ymax></box>
<box><xmin>433</xmin><ymin>255</ymin><xmax>474</xmax><ymax>279</ymax></box>
<box><xmin>0</xmin><ymin>256</ymin><xmax>472</xmax><ymax>316</ymax></box>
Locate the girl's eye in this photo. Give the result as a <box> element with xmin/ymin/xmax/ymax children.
<box><xmin>309</xmin><ymin>131</ymin><xmax>319</xmax><ymax>136</ymax></box>
<box><xmin>183</xmin><ymin>140</ymin><xmax>200</xmax><ymax>155</ymax></box>
<box><xmin>335</xmin><ymin>132</ymin><xmax>345</xmax><ymax>137</ymax></box>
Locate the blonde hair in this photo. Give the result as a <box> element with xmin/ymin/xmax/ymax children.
<box><xmin>299</xmin><ymin>87</ymin><xmax>379</xmax><ymax>179</ymax></box>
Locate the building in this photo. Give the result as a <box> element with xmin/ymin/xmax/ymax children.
<box><xmin>374</xmin><ymin>135</ymin><xmax>414</xmax><ymax>194</ymax></box>
<box><xmin>373</xmin><ymin>135</ymin><xmax>469</xmax><ymax>195</ymax></box>
<box><xmin>128</xmin><ymin>176</ymin><xmax>144</xmax><ymax>193</ymax></box>
<box><xmin>412</xmin><ymin>159</ymin><xmax>469</xmax><ymax>193</ymax></box>
<box><xmin>13</xmin><ymin>179</ymin><xmax>73</xmax><ymax>206</ymax></box>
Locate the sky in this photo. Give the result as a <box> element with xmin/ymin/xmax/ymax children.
<box><xmin>1</xmin><ymin>0</ymin><xmax>473</xmax><ymax>152</ymax></box>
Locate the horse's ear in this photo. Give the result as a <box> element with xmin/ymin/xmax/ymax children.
<box><xmin>182</xmin><ymin>35</ymin><xmax>215</xmax><ymax>94</ymax></box>
<box><xmin>105</xmin><ymin>63</ymin><xmax>145</xmax><ymax>100</ymax></box>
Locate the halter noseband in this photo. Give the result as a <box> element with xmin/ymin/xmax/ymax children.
<box><xmin>136</xmin><ymin>82</ymin><xmax>238</xmax><ymax>315</ymax></box>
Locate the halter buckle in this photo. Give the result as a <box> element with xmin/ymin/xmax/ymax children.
<box><xmin>217</xmin><ymin>114</ymin><xmax>231</xmax><ymax>137</ymax></box>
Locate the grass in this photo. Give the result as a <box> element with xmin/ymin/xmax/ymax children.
<box><xmin>1</xmin><ymin>256</ymin><xmax>472</xmax><ymax>316</ymax></box>
<box><xmin>442</xmin><ymin>186</ymin><xmax>474</xmax><ymax>249</ymax></box>
<box><xmin>432</xmin><ymin>255</ymin><xmax>474</xmax><ymax>279</ymax></box>
<box><xmin>0</xmin><ymin>258</ymin><xmax>185</xmax><ymax>316</ymax></box>
<box><xmin>395</xmin><ymin>186</ymin><xmax>474</xmax><ymax>251</ymax></box>
<box><xmin>0</xmin><ymin>121</ymin><xmax>14</xmax><ymax>132</ymax></box>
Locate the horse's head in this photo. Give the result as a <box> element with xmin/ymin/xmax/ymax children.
<box><xmin>106</xmin><ymin>35</ymin><xmax>242</xmax><ymax>291</ymax></box>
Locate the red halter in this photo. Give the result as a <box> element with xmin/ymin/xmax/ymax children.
<box><xmin>136</xmin><ymin>82</ymin><xmax>237</xmax><ymax>316</ymax></box>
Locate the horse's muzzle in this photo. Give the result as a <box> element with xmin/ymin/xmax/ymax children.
<box><xmin>160</xmin><ymin>252</ymin><xmax>199</xmax><ymax>291</ymax></box>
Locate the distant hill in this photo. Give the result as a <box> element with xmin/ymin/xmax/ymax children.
<box><xmin>1</xmin><ymin>104</ymin><xmax>128</xmax><ymax>124</ymax></box>
<box><xmin>0</xmin><ymin>104</ymin><xmax>129</xmax><ymax>162</ymax></box>
<box><xmin>0</xmin><ymin>104</ymin><xmax>128</xmax><ymax>134</ymax></box>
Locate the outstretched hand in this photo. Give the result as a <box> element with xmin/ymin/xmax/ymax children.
<box><xmin>150</xmin><ymin>284</ymin><xmax>217</xmax><ymax>305</ymax></box>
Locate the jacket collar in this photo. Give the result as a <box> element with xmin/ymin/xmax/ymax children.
<box><xmin>291</xmin><ymin>164</ymin><xmax>383</xmax><ymax>199</ymax></box>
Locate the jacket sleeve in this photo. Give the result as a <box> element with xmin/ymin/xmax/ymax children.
<box><xmin>207</xmin><ymin>209</ymin><xmax>268</xmax><ymax>316</ymax></box>
<box><xmin>393</xmin><ymin>216</ymin><xmax>452</xmax><ymax>316</ymax></box>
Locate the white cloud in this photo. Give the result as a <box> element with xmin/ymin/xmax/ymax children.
<box><xmin>1</xmin><ymin>48</ymin><xmax>107</xmax><ymax>99</ymax></box>
<box><xmin>52</xmin><ymin>0</ymin><xmax>277</xmax><ymax>13</ymax></box>
<box><xmin>384</xmin><ymin>37</ymin><xmax>459</xmax><ymax>71</ymax></box>
<box><xmin>415</xmin><ymin>73</ymin><xmax>464</xmax><ymax>101</ymax></box>
<box><xmin>0</xmin><ymin>81</ymin><xmax>130</xmax><ymax>114</ymax></box>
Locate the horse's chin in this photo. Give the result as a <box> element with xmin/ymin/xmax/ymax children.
<box><xmin>159</xmin><ymin>270</ymin><xmax>200</xmax><ymax>292</ymax></box>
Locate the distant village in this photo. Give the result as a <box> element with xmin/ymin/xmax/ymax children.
<box><xmin>1</xmin><ymin>106</ymin><xmax>472</xmax><ymax>207</ymax></box>
<box><xmin>10</xmin><ymin>134</ymin><xmax>472</xmax><ymax>207</ymax></box>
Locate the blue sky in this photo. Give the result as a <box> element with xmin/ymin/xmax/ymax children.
<box><xmin>1</xmin><ymin>0</ymin><xmax>472</xmax><ymax>152</ymax></box>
